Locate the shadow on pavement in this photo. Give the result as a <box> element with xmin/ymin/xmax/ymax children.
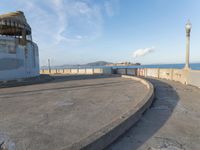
<box><xmin>51</xmin><ymin>74</ymin><xmax>121</xmax><ymax>83</ymax></box>
<box><xmin>106</xmin><ymin>78</ymin><xmax>180</xmax><ymax>150</ymax></box>
<box><xmin>0</xmin><ymin>74</ymin><xmax>121</xmax><ymax>89</ymax></box>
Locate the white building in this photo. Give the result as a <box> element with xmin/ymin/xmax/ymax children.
<box><xmin>0</xmin><ymin>11</ymin><xmax>39</xmax><ymax>81</ymax></box>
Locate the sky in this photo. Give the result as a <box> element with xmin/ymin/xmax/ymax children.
<box><xmin>0</xmin><ymin>0</ymin><xmax>200</xmax><ymax>66</ymax></box>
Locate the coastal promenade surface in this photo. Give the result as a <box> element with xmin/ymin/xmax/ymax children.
<box><xmin>0</xmin><ymin>75</ymin><xmax>149</xmax><ymax>150</ymax></box>
<box><xmin>107</xmin><ymin>78</ymin><xmax>200</xmax><ymax>150</ymax></box>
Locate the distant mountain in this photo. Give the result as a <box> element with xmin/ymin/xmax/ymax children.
<box><xmin>40</xmin><ymin>61</ymin><xmax>112</xmax><ymax>69</ymax></box>
<box><xmin>84</xmin><ymin>61</ymin><xmax>112</xmax><ymax>66</ymax></box>
<box><xmin>40</xmin><ymin>61</ymin><xmax>142</xmax><ymax>69</ymax></box>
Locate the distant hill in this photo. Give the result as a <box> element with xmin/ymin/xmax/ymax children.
<box><xmin>40</xmin><ymin>61</ymin><xmax>112</xmax><ymax>69</ymax></box>
<box><xmin>84</xmin><ymin>61</ymin><xmax>112</xmax><ymax>66</ymax></box>
<box><xmin>40</xmin><ymin>61</ymin><xmax>141</xmax><ymax>69</ymax></box>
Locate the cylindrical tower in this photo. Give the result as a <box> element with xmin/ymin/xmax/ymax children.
<box><xmin>0</xmin><ymin>11</ymin><xmax>39</xmax><ymax>81</ymax></box>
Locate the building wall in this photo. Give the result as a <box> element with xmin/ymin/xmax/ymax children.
<box><xmin>0</xmin><ymin>36</ymin><xmax>39</xmax><ymax>81</ymax></box>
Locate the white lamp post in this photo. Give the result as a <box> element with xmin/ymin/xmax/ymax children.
<box><xmin>184</xmin><ymin>20</ymin><xmax>192</xmax><ymax>69</ymax></box>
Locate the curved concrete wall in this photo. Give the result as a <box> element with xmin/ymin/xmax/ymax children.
<box><xmin>0</xmin><ymin>36</ymin><xmax>39</xmax><ymax>81</ymax></box>
<box><xmin>137</xmin><ymin>68</ymin><xmax>200</xmax><ymax>88</ymax></box>
<box><xmin>114</xmin><ymin>67</ymin><xmax>200</xmax><ymax>88</ymax></box>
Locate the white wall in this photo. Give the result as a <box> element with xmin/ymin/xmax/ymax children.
<box><xmin>41</xmin><ymin>67</ymin><xmax>113</xmax><ymax>75</ymax></box>
<box><xmin>0</xmin><ymin>37</ymin><xmax>39</xmax><ymax>81</ymax></box>
<box><xmin>138</xmin><ymin>68</ymin><xmax>200</xmax><ymax>88</ymax></box>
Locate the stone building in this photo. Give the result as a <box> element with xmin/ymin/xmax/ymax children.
<box><xmin>0</xmin><ymin>11</ymin><xmax>39</xmax><ymax>81</ymax></box>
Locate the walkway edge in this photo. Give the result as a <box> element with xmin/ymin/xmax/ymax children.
<box><xmin>66</xmin><ymin>75</ymin><xmax>155</xmax><ymax>150</ymax></box>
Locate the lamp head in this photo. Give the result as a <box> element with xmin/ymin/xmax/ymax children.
<box><xmin>185</xmin><ymin>20</ymin><xmax>192</xmax><ymax>32</ymax></box>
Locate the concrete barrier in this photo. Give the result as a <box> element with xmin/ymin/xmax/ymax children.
<box><xmin>67</xmin><ymin>75</ymin><xmax>155</xmax><ymax>150</ymax></box>
<box><xmin>188</xmin><ymin>70</ymin><xmax>200</xmax><ymax>88</ymax></box>
<box><xmin>78</xmin><ymin>69</ymin><xmax>87</xmax><ymax>74</ymax></box>
<box><xmin>115</xmin><ymin>67</ymin><xmax>200</xmax><ymax>89</ymax></box>
<box><xmin>136</xmin><ymin>68</ymin><xmax>200</xmax><ymax>87</ymax></box>
<box><xmin>172</xmin><ymin>69</ymin><xmax>187</xmax><ymax>84</ymax></box>
<box><xmin>94</xmin><ymin>68</ymin><xmax>102</xmax><ymax>74</ymax></box>
<box><xmin>86</xmin><ymin>68</ymin><xmax>94</xmax><ymax>74</ymax></box>
<box><xmin>63</xmin><ymin>69</ymin><xmax>71</xmax><ymax>74</ymax></box>
<box><xmin>40</xmin><ymin>67</ymin><xmax>112</xmax><ymax>75</ymax></box>
<box><xmin>146</xmin><ymin>68</ymin><xmax>159</xmax><ymax>78</ymax></box>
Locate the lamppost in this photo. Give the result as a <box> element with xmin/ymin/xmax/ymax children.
<box><xmin>184</xmin><ymin>20</ymin><xmax>192</xmax><ymax>69</ymax></box>
<box><xmin>48</xmin><ymin>59</ymin><xmax>51</xmax><ymax>74</ymax></box>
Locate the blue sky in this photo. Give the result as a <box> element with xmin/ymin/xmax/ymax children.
<box><xmin>1</xmin><ymin>0</ymin><xmax>200</xmax><ymax>66</ymax></box>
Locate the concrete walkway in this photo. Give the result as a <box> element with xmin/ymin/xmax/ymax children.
<box><xmin>107</xmin><ymin>78</ymin><xmax>200</xmax><ymax>150</ymax></box>
<box><xmin>0</xmin><ymin>76</ymin><xmax>148</xmax><ymax>150</ymax></box>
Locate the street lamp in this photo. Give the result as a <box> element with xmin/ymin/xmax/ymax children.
<box><xmin>48</xmin><ymin>59</ymin><xmax>51</xmax><ymax>74</ymax></box>
<box><xmin>184</xmin><ymin>20</ymin><xmax>192</xmax><ymax>69</ymax></box>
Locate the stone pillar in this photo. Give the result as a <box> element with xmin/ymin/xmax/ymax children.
<box><xmin>21</xmin><ymin>29</ymin><xmax>27</xmax><ymax>45</ymax></box>
<box><xmin>92</xmin><ymin>68</ymin><xmax>94</xmax><ymax>74</ymax></box>
<box><xmin>184</xmin><ymin>21</ymin><xmax>192</xmax><ymax>69</ymax></box>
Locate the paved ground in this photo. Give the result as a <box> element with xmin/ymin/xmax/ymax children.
<box><xmin>106</xmin><ymin>78</ymin><xmax>200</xmax><ymax>150</ymax></box>
<box><xmin>0</xmin><ymin>75</ymin><xmax>148</xmax><ymax>150</ymax></box>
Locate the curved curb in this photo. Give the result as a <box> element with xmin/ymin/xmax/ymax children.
<box><xmin>66</xmin><ymin>75</ymin><xmax>155</xmax><ymax>150</ymax></box>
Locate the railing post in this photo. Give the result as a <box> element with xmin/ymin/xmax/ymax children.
<box><xmin>158</xmin><ymin>68</ymin><xmax>160</xmax><ymax>78</ymax></box>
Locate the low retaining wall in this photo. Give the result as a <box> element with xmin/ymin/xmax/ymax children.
<box><xmin>67</xmin><ymin>75</ymin><xmax>155</xmax><ymax>150</ymax></box>
<box><xmin>40</xmin><ymin>67</ymin><xmax>112</xmax><ymax>75</ymax></box>
<box><xmin>188</xmin><ymin>70</ymin><xmax>200</xmax><ymax>87</ymax></box>
<box><xmin>136</xmin><ymin>68</ymin><xmax>200</xmax><ymax>88</ymax></box>
<box><xmin>113</xmin><ymin>67</ymin><xmax>200</xmax><ymax>88</ymax></box>
<box><xmin>41</xmin><ymin>66</ymin><xmax>200</xmax><ymax>88</ymax></box>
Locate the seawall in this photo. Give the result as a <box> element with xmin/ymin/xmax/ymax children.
<box><xmin>121</xmin><ymin>68</ymin><xmax>200</xmax><ymax>88</ymax></box>
<box><xmin>40</xmin><ymin>67</ymin><xmax>112</xmax><ymax>75</ymax></box>
<box><xmin>40</xmin><ymin>67</ymin><xmax>200</xmax><ymax>88</ymax></box>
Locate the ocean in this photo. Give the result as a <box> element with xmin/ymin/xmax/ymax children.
<box><xmin>112</xmin><ymin>63</ymin><xmax>200</xmax><ymax>70</ymax></box>
<box><xmin>46</xmin><ymin>63</ymin><xmax>200</xmax><ymax>70</ymax></box>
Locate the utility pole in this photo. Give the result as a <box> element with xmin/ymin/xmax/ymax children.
<box><xmin>48</xmin><ymin>59</ymin><xmax>51</xmax><ymax>74</ymax></box>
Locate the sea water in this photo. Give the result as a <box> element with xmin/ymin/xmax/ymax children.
<box><xmin>50</xmin><ymin>63</ymin><xmax>200</xmax><ymax>70</ymax></box>
<box><xmin>112</xmin><ymin>63</ymin><xmax>200</xmax><ymax>70</ymax></box>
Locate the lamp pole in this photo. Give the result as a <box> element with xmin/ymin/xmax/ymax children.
<box><xmin>184</xmin><ymin>20</ymin><xmax>192</xmax><ymax>69</ymax></box>
<box><xmin>48</xmin><ymin>59</ymin><xmax>51</xmax><ymax>74</ymax></box>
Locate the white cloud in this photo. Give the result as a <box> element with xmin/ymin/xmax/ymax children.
<box><xmin>1</xmin><ymin>0</ymin><xmax>121</xmax><ymax>65</ymax></box>
<box><xmin>2</xmin><ymin>0</ymin><xmax>120</xmax><ymax>45</ymax></box>
<box><xmin>104</xmin><ymin>0</ymin><xmax>120</xmax><ymax>17</ymax></box>
<box><xmin>7</xmin><ymin>0</ymin><xmax>104</xmax><ymax>45</ymax></box>
<box><xmin>133</xmin><ymin>47</ymin><xmax>155</xmax><ymax>58</ymax></box>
